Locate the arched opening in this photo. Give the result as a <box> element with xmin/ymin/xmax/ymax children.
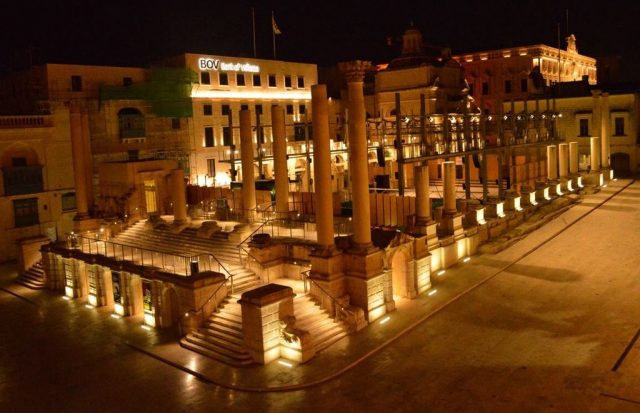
<box><xmin>611</xmin><ymin>152</ymin><xmax>631</xmax><ymax>177</ymax></box>
<box><xmin>118</xmin><ymin>107</ymin><xmax>145</xmax><ymax>140</ymax></box>
<box><xmin>391</xmin><ymin>250</ymin><xmax>409</xmax><ymax>298</ymax></box>
<box><xmin>161</xmin><ymin>287</ymin><xmax>181</xmax><ymax>336</ymax></box>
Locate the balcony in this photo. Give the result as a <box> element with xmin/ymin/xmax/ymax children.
<box><xmin>0</xmin><ymin>116</ymin><xmax>53</xmax><ymax>129</ymax></box>
<box><xmin>2</xmin><ymin>166</ymin><xmax>44</xmax><ymax>196</ymax></box>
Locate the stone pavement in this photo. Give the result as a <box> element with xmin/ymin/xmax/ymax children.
<box><xmin>2</xmin><ymin>179</ymin><xmax>634</xmax><ymax>400</ymax></box>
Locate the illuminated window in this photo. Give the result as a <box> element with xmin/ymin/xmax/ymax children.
<box><xmin>200</xmin><ymin>72</ymin><xmax>210</xmax><ymax>85</ymax></box>
<box><xmin>297</xmin><ymin>76</ymin><xmax>304</xmax><ymax>88</ymax></box>
<box><xmin>253</xmin><ymin>74</ymin><xmax>261</xmax><ymax>86</ymax></box>
<box><xmin>268</xmin><ymin>74</ymin><xmax>276</xmax><ymax>87</ymax></box>
<box><xmin>219</xmin><ymin>72</ymin><xmax>229</xmax><ymax>86</ymax></box>
<box><xmin>203</xmin><ymin>104</ymin><xmax>212</xmax><ymax>116</ymax></box>
<box><xmin>221</xmin><ymin>105</ymin><xmax>230</xmax><ymax>116</ymax></box>
<box><xmin>204</xmin><ymin>127</ymin><xmax>214</xmax><ymax>147</ymax></box>
<box><xmin>285</xmin><ymin>75</ymin><xmax>292</xmax><ymax>88</ymax></box>
<box><xmin>579</xmin><ymin>119</ymin><xmax>589</xmax><ymax>137</ymax></box>
<box><xmin>286</xmin><ymin>104</ymin><xmax>294</xmax><ymax>115</ymax></box>
<box><xmin>71</xmin><ymin>75</ymin><xmax>83</xmax><ymax>92</ymax></box>
<box><xmin>615</xmin><ymin>117</ymin><xmax>625</xmax><ymax>136</ymax></box>
<box><xmin>521</xmin><ymin>78</ymin><xmax>528</xmax><ymax>92</ymax></box>
<box><xmin>482</xmin><ymin>82</ymin><xmax>489</xmax><ymax>95</ymax></box>
<box><xmin>237</xmin><ymin>73</ymin><xmax>245</xmax><ymax>86</ymax></box>
<box><xmin>13</xmin><ymin>198</ymin><xmax>39</xmax><ymax>228</ymax></box>
<box><xmin>504</xmin><ymin>80</ymin><xmax>512</xmax><ymax>94</ymax></box>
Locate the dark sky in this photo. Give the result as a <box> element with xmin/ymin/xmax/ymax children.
<box><xmin>3</xmin><ymin>0</ymin><xmax>639</xmax><ymax>79</ymax></box>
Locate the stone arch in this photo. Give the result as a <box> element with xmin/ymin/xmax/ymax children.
<box><xmin>388</xmin><ymin>246</ymin><xmax>412</xmax><ymax>299</ymax></box>
<box><xmin>1</xmin><ymin>142</ymin><xmax>40</xmax><ymax>168</ymax></box>
<box><xmin>160</xmin><ymin>286</ymin><xmax>181</xmax><ymax>334</ymax></box>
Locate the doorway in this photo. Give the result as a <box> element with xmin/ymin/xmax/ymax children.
<box><xmin>144</xmin><ymin>180</ymin><xmax>157</xmax><ymax>214</ymax></box>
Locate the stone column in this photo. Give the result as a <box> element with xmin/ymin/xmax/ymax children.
<box><xmin>70</xmin><ymin>102</ymin><xmax>89</xmax><ymax>220</ymax></box>
<box><xmin>414</xmin><ymin>165</ymin><xmax>430</xmax><ymax>226</ymax></box>
<box><xmin>171</xmin><ymin>169</ymin><xmax>187</xmax><ymax>223</ymax></box>
<box><xmin>80</xmin><ymin>109</ymin><xmax>94</xmax><ymax>210</ymax></box>
<box><xmin>311</xmin><ymin>85</ymin><xmax>335</xmax><ymax>251</ymax></box>
<box><xmin>601</xmin><ymin>92</ymin><xmax>610</xmax><ymax>168</ymax></box>
<box><xmin>546</xmin><ymin>145</ymin><xmax>558</xmax><ymax>181</ymax></box>
<box><xmin>271</xmin><ymin>105</ymin><xmax>289</xmax><ymax>216</ymax></box>
<box><xmin>569</xmin><ymin>141</ymin><xmax>579</xmax><ymax>175</ymax></box>
<box><xmin>339</xmin><ymin>60</ymin><xmax>373</xmax><ymax>249</ymax></box>
<box><xmin>239</xmin><ymin>110</ymin><xmax>256</xmax><ymax>220</ymax></box>
<box><xmin>558</xmin><ymin>143</ymin><xmax>569</xmax><ymax>178</ymax></box>
<box><xmin>443</xmin><ymin>161</ymin><xmax>457</xmax><ymax>214</ymax></box>
<box><xmin>590</xmin><ymin>136</ymin><xmax>601</xmax><ymax>172</ymax></box>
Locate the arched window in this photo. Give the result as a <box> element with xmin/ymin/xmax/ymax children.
<box><xmin>118</xmin><ymin>108</ymin><xmax>145</xmax><ymax>140</ymax></box>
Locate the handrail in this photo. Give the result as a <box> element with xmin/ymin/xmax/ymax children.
<box><xmin>301</xmin><ymin>270</ymin><xmax>346</xmax><ymax>320</ymax></box>
<box><xmin>191</xmin><ymin>271</ymin><xmax>233</xmax><ymax>317</ymax></box>
<box><xmin>236</xmin><ymin>219</ymin><xmax>270</xmax><ymax>249</ymax></box>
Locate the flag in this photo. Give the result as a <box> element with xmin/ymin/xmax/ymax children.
<box><xmin>272</xmin><ymin>14</ymin><xmax>282</xmax><ymax>35</ymax></box>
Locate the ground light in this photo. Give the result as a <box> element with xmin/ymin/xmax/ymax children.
<box><xmin>62</xmin><ymin>296</ymin><xmax>70</xmax><ymax>301</ymax></box>
<box><xmin>379</xmin><ymin>316</ymin><xmax>390</xmax><ymax>325</ymax></box>
<box><xmin>110</xmin><ymin>314</ymin><xmax>121</xmax><ymax>319</ymax></box>
<box><xmin>277</xmin><ymin>360</ymin><xmax>293</xmax><ymax>368</ymax></box>
<box><xmin>141</xmin><ymin>325</ymin><xmax>152</xmax><ymax>331</ymax></box>
<box><xmin>428</xmin><ymin>290</ymin><xmax>437</xmax><ymax>296</ymax></box>
<box><xmin>463</xmin><ymin>257</ymin><xmax>471</xmax><ymax>263</ymax></box>
<box><xmin>84</xmin><ymin>304</ymin><xmax>94</xmax><ymax>309</ymax></box>
<box><xmin>437</xmin><ymin>270</ymin><xmax>446</xmax><ymax>276</ymax></box>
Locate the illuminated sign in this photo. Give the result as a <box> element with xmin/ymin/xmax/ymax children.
<box><xmin>198</xmin><ymin>57</ymin><xmax>260</xmax><ymax>73</ymax></box>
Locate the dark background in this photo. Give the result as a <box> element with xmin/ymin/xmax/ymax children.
<box><xmin>3</xmin><ymin>0</ymin><xmax>638</xmax><ymax>80</ymax></box>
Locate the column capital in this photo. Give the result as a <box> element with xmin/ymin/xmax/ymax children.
<box><xmin>338</xmin><ymin>60</ymin><xmax>372</xmax><ymax>83</ymax></box>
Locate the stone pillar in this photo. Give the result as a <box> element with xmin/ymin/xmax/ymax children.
<box><xmin>414</xmin><ymin>165</ymin><xmax>431</xmax><ymax>226</ymax></box>
<box><xmin>80</xmin><ymin>109</ymin><xmax>94</xmax><ymax>210</ymax></box>
<box><xmin>311</xmin><ymin>85</ymin><xmax>335</xmax><ymax>251</ymax></box>
<box><xmin>271</xmin><ymin>105</ymin><xmax>289</xmax><ymax>216</ymax></box>
<box><xmin>443</xmin><ymin>161</ymin><xmax>457</xmax><ymax>214</ymax></box>
<box><xmin>590</xmin><ymin>136</ymin><xmax>601</xmax><ymax>172</ymax></box>
<box><xmin>340</xmin><ymin>60</ymin><xmax>373</xmax><ymax>249</ymax></box>
<box><xmin>546</xmin><ymin>145</ymin><xmax>558</xmax><ymax>181</ymax></box>
<box><xmin>171</xmin><ymin>169</ymin><xmax>187</xmax><ymax>223</ymax></box>
<box><xmin>70</xmin><ymin>102</ymin><xmax>89</xmax><ymax>220</ymax></box>
<box><xmin>601</xmin><ymin>92</ymin><xmax>611</xmax><ymax>168</ymax></box>
<box><xmin>239</xmin><ymin>109</ymin><xmax>256</xmax><ymax>220</ymax></box>
<box><xmin>558</xmin><ymin>143</ymin><xmax>569</xmax><ymax>179</ymax></box>
<box><xmin>569</xmin><ymin>141</ymin><xmax>579</xmax><ymax>175</ymax></box>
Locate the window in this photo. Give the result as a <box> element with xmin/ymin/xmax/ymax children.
<box><xmin>237</xmin><ymin>74</ymin><xmax>245</xmax><ymax>86</ymax></box>
<box><xmin>482</xmin><ymin>82</ymin><xmax>489</xmax><ymax>95</ymax></box>
<box><xmin>268</xmin><ymin>74</ymin><xmax>276</xmax><ymax>87</ymax></box>
<box><xmin>241</xmin><ymin>104</ymin><xmax>249</xmax><ymax>111</ymax></box>
<box><xmin>285</xmin><ymin>75</ymin><xmax>292</xmax><ymax>88</ymax></box>
<box><xmin>201</xmin><ymin>72</ymin><xmax>211</xmax><ymax>85</ymax></box>
<box><xmin>61</xmin><ymin>192</ymin><xmax>76</xmax><ymax>211</ymax></box>
<box><xmin>204</xmin><ymin>127</ymin><xmax>214</xmax><ymax>147</ymax></box>
<box><xmin>13</xmin><ymin>198</ymin><xmax>39</xmax><ymax>228</ymax></box>
<box><xmin>615</xmin><ymin>117</ymin><xmax>625</xmax><ymax>136</ymax></box>
<box><xmin>207</xmin><ymin>159</ymin><xmax>216</xmax><ymax>176</ymax></box>
<box><xmin>299</xmin><ymin>104</ymin><xmax>306</xmax><ymax>115</ymax></box>
<box><xmin>286</xmin><ymin>104</ymin><xmax>294</xmax><ymax>115</ymax></box>
<box><xmin>221</xmin><ymin>104</ymin><xmax>230</xmax><ymax>116</ymax></box>
<box><xmin>297</xmin><ymin>76</ymin><xmax>304</xmax><ymax>88</ymax></box>
<box><xmin>71</xmin><ymin>75</ymin><xmax>83</xmax><ymax>92</ymax></box>
<box><xmin>521</xmin><ymin>78</ymin><xmax>528</xmax><ymax>92</ymax></box>
<box><xmin>219</xmin><ymin>72</ymin><xmax>229</xmax><ymax>85</ymax></box>
<box><xmin>222</xmin><ymin>127</ymin><xmax>233</xmax><ymax>146</ymax></box>
<box><xmin>171</xmin><ymin>118</ymin><xmax>180</xmax><ymax>129</ymax></box>
<box><xmin>579</xmin><ymin>119</ymin><xmax>589</xmax><ymax>137</ymax></box>
<box><xmin>255</xmin><ymin>104</ymin><xmax>263</xmax><ymax>115</ymax></box>
<box><xmin>118</xmin><ymin>108</ymin><xmax>145</xmax><ymax>139</ymax></box>
<box><xmin>203</xmin><ymin>104</ymin><xmax>212</xmax><ymax>116</ymax></box>
<box><xmin>253</xmin><ymin>74</ymin><xmax>261</xmax><ymax>87</ymax></box>
<box><xmin>504</xmin><ymin>80</ymin><xmax>512</xmax><ymax>94</ymax></box>
<box><xmin>294</xmin><ymin>123</ymin><xmax>308</xmax><ymax>141</ymax></box>
<box><xmin>123</xmin><ymin>77</ymin><xmax>133</xmax><ymax>87</ymax></box>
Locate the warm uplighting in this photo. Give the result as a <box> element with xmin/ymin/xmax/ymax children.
<box><xmin>192</xmin><ymin>89</ymin><xmax>311</xmax><ymax>100</ymax></box>
<box><xmin>577</xmin><ymin>177</ymin><xmax>584</xmax><ymax>188</ymax></box>
<box><xmin>85</xmin><ymin>304</ymin><xmax>94</xmax><ymax>309</ymax></box>
<box><xmin>379</xmin><ymin>316</ymin><xmax>391</xmax><ymax>325</ymax></box>
<box><xmin>277</xmin><ymin>360</ymin><xmax>293</xmax><ymax>368</ymax></box>
<box><xmin>567</xmin><ymin>180</ymin><xmax>574</xmax><ymax>192</ymax></box>
<box><xmin>496</xmin><ymin>202</ymin><xmax>506</xmax><ymax>218</ymax></box>
<box><xmin>437</xmin><ymin>270</ymin><xmax>446</xmax><ymax>276</ymax></box>
<box><xmin>141</xmin><ymin>325</ymin><xmax>152</xmax><ymax>331</ymax></box>
<box><xmin>463</xmin><ymin>257</ymin><xmax>471</xmax><ymax>263</ymax></box>
<box><xmin>114</xmin><ymin>303</ymin><xmax>125</xmax><ymax>316</ymax></box>
<box><xmin>110</xmin><ymin>314</ymin><xmax>122</xmax><ymax>319</ymax></box>
<box><xmin>65</xmin><ymin>286</ymin><xmax>74</xmax><ymax>298</ymax></box>
<box><xmin>214</xmin><ymin>172</ymin><xmax>232</xmax><ymax>187</ymax></box>
<box><xmin>543</xmin><ymin>187</ymin><xmax>551</xmax><ymax>201</ymax></box>
<box><xmin>428</xmin><ymin>290</ymin><xmax>437</xmax><ymax>296</ymax></box>
<box><xmin>476</xmin><ymin>208</ymin><xmax>486</xmax><ymax>225</ymax></box>
<box><xmin>88</xmin><ymin>294</ymin><xmax>97</xmax><ymax>306</ymax></box>
<box><xmin>514</xmin><ymin>196</ymin><xmax>523</xmax><ymax>212</ymax></box>
<box><xmin>144</xmin><ymin>312</ymin><xmax>156</xmax><ymax>327</ymax></box>
<box><xmin>529</xmin><ymin>192</ymin><xmax>538</xmax><ymax>206</ymax></box>
<box><xmin>62</xmin><ymin>296</ymin><xmax>70</xmax><ymax>301</ymax></box>
<box><xmin>555</xmin><ymin>183</ymin><xmax>563</xmax><ymax>196</ymax></box>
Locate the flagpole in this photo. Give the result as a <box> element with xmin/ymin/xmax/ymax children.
<box><xmin>252</xmin><ymin>7</ymin><xmax>257</xmax><ymax>58</ymax></box>
<box><xmin>272</xmin><ymin>11</ymin><xmax>276</xmax><ymax>60</ymax></box>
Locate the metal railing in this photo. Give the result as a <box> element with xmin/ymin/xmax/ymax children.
<box><xmin>301</xmin><ymin>270</ymin><xmax>347</xmax><ymax>320</ymax></box>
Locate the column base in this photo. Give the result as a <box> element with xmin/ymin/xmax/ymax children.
<box><xmin>439</xmin><ymin>212</ymin><xmax>463</xmax><ymax>238</ymax></box>
<box><xmin>342</xmin><ymin>248</ymin><xmax>386</xmax><ymax>322</ymax></box>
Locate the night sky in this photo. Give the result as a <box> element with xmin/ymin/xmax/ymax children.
<box><xmin>3</xmin><ymin>0</ymin><xmax>639</xmax><ymax>80</ymax></box>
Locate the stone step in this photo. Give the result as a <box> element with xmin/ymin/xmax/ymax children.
<box><xmin>206</xmin><ymin>321</ymin><xmax>244</xmax><ymax>339</ymax></box>
<box><xmin>179</xmin><ymin>337</ymin><xmax>253</xmax><ymax>366</ymax></box>
<box><xmin>15</xmin><ymin>278</ymin><xmax>46</xmax><ymax>290</ymax></box>
<box><xmin>189</xmin><ymin>331</ymin><xmax>248</xmax><ymax>355</ymax></box>
<box><xmin>314</xmin><ymin>330</ymin><xmax>349</xmax><ymax>353</ymax></box>
<box><xmin>199</xmin><ymin>328</ymin><xmax>245</xmax><ymax>348</ymax></box>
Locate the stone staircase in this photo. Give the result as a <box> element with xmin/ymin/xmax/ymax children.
<box><xmin>293</xmin><ymin>295</ymin><xmax>349</xmax><ymax>353</ymax></box>
<box><xmin>180</xmin><ymin>295</ymin><xmax>254</xmax><ymax>366</ymax></box>
<box><xmin>15</xmin><ymin>261</ymin><xmax>46</xmax><ymax>290</ymax></box>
